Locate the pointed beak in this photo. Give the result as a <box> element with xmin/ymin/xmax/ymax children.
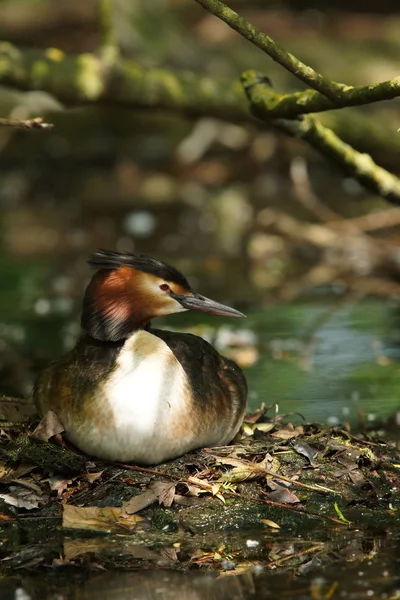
<box><xmin>177</xmin><ymin>293</ymin><xmax>245</xmax><ymax>318</ymax></box>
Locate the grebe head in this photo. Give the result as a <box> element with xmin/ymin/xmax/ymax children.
<box><xmin>81</xmin><ymin>249</ymin><xmax>245</xmax><ymax>342</ymax></box>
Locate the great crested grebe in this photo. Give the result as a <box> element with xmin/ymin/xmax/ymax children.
<box><xmin>34</xmin><ymin>250</ymin><xmax>247</xmax><ymax>464</ymax></box>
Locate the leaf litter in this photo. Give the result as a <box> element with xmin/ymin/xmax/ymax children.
<box><xmin>0</xmin><ymin>403</ymin><xmax>400</xmax><ymax>575</ymax></box>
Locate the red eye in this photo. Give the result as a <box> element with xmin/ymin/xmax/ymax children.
<box><xmin>159</xmin><ymin>283</ymin><xmax>170</xmax><ymax>291</ymax></box>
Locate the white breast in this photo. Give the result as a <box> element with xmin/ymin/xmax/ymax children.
<box><xmin>70</xmin><ymin>330</ymin><xmax>197</xmax><ymax>463</ymax></box>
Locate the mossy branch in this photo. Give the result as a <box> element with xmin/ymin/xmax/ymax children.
<box><xmin>242</xmin><ymin>70</ymin><xmax>400</xmax><ymax>118</ymax></box>
<box><xmin>0</xmin><ymin>40</ymin><xmax>399</xmax><ymax>203</ymax></box>
<box><xmin>194</xmin><ymin>0</ymin><xmax>345</xmax><ymax>101</ymax></box>
<box><xmin>194</xmin><ymin>2</ymin><xmax>400</xmax><ymax>204</ymax></box>
<box><xmin>194</xmin><ymin>1</ymin><xmax>400</xmax><ymax>117</ymax></box>
<box><xmin>243</xmin><ymin>75</ymin><xmax>400</xmax><ymax>205</ymax></box>
<box><xmin>0</xmin><ymin>42</ymin><xmax>250</xmax><ymax>120</ymax></box>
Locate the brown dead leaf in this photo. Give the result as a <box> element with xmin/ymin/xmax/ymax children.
<box><xmin>48</xmin><ymin>475</ymin><xmax>75</xmax><ymax>497</ymax></box>
<box><xmin>122</xmin><ymin>488</ymin><xmax>159</xmax><ymax>514</ymax></box>
<box><xmin>0</xmin><ymin>485</ymin><xmax>46</xmax><ymax>510</ymax></box>
<box><xmin>336</xmin><ymin>448</ymin><xmax>360</xmax><ymax>470</ymax></box>
<box><xmin>213</xmin><ymin>453</ymin><xmax>280</xmax><ymax>484</ymax></box>
<box><xmin>267</xmin><ymin>486</ymin><xmax>300</xmax><ymax>504</ymax></box>
<box><xmin>242</xmin><ymin>422</ymin><xmax>275</xmax><ymax>436</ymax></box>
<box><xmin>261</xmin><ymin>518</ymin><xmax>280</xmax><ymax>529</ymax></box>
<box><xmin>185</xmin><ymin>476</ymin><xmax>226</xmax><ymax>503</ymax></box>
<box><xmin>122</xmin><ymin>481</ymin><xmax>176</xmax><ymax>515</ymax></box>
<box><xmin>32</xmin><ymin>411</ymin><xmax>64</xmax><ymax>441</ymax></box>
<box><xmin>62</xmin><ymin>504</ymin><xmax>144</xmax><ymax>532</ymax></box>
<box><xmin>0</xmin><ymin>464</ymin><xmax>37</xmax><ymax>482</ymax></box>
<box><xmin>186</xmin><ymin>483</ymin><xmax>202</xmax><ymax>496</ymax></box>
<box><xmin>271</xmin><ymin>424</ymin><xmax>304</xmax><ymax>439</ymax></box>
<box><xmin>348</xmin><ymin>470</ymin><xmax>366</xmax><ymax>487</ymax></box>
<box><xmin>85</xmin><ymin>471</ymin><xmax>104</xmax><ymax>484</ymax></box>
<box><xmin>152</xmin><ymin>481</ymin><xmax>176</xmax><ymax>507</ymax></box>
<box><xmin>291</xmin><ymin>440</ymin><xmax>318</xmax><ymax>465</ymax></box>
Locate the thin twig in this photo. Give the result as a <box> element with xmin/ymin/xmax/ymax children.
<box><xmin>193</xmin><ymin>0</ymin><xmax>345</xmax><ymax>100</ymax></box>
<box><xmin>0</xmin><ymin>117</ymin><xmax>53</xmax><ymax>130</ymax></box>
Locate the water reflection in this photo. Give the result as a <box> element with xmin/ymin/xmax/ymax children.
<box><xmin>66</xmin><ymin>571</ymin><xmax>255</xmax><ymax>600</ymax></box>
<box><xmin>2</xmin><ymin>534</ymin><xmax>400</xmax><ymax>599</ymax></box>
<box><xmin>243</xmin><ymin>300</ymin><xmax>400</xmax><ymax>426</ymax></box>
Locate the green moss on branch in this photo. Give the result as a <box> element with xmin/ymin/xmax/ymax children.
<box><xmin>0</xmin><ymin>42</ymin><xmax>250</xmax><ymax>122</ymax></box>
<box><xmin>194</xmin><ymin>0</ymin><xmax>345</xmax><ymax>100</ymax></box>
<box><xmin>242</xmin><ymin>70</ymin><xmax>400</xmax><ymax>118</ymax></box>
<box><xmin>243</xmin><ymin>74</ymin><xmax>400</xmax><ymax>205</ymax></box>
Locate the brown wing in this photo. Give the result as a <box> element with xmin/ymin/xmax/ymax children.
<box><xmin>33</xmin><ymin>335</ymin><xmax>123</xmax><ymax>418</ymax></box>
<box><xmin>150</xmin><ymin>328</ymin><xmax>247</xmax><ymax>437</ymax></box>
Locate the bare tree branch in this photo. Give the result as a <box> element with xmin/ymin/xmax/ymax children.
<box><xmin>0</xmin><ymin>42</ymin><xmax>251</xmax><ymax>120</ymax></box>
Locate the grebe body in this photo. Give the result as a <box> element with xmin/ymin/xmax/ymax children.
<box><xmin>34</xmin><ymin>250</ymin><xmax>247</xmax><ymax>464</ymax></box>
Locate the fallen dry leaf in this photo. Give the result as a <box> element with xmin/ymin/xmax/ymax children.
<box><xmin>32</xmin><ymin>411</ymin><xmax>65</xmax><ymax>441</ymax></box>
<box><xmin>153</xmin><ymin>481</ymin><xmax>176</xmax><ymax>507</ymax></box>
<box><xmin>48</xmin><ymin>475</ymin><xmax>76</xmax><ymax>497</ymax></box>
<box><xmin>85</xmin><ymin>471</ymin><xmax>104</xmax><ymax>484</ymax></box>
<box><xmin>185</xmin><ymin>476</ymin><xmax>226</xmax><ymax>503</ymax></box>
<box><xmin>122</xmin><ymin>488</ymin><xmax>159</xmax><ymax>514</ymax></box>
<box><xmin>185</xmin><ymin>483</ymin><xmax>202</xmax><ymax>496</ymax></box>
<box><xmin>271</xmin><ymin>424</ymin><xmax>304</xmax><ymax>440</ymax></box>
<box><xmin>291</xmin><ymin>440</ymin><xmax>318</xmax><ymax>465</ymax></box>
<box><xmin>62</xmin><ymin>504</ymin><xmax>144</xmax><ymax>532</ymax></box>
<box><xmin>261</xmin><ymin>518</ymin><xmax>281</xmax><ymax>529</ymax></box>
<box><xmin>0</xmin><ymin>464</ymin><xmax>36</xmax><ymax>482</ymax></box>
<box><xmin>0</xmin><ymin>485</ymin><xmax>46</xmax><ymax>510</ymax></box>
<box><xmin>122</xmin><ymin>481</ymin><xmax>176</xmax><ymax>515</ymax></box>
<box><xmin>267</xmin><ymin>486</ymin><xmax>300</xmax><ymax>504</ymax></box>
<box><xmin>242</xmin><ymin>422</ymin><xmax>275</xmax><ymax>436</ymax></box>
<box><xmin>213</xmin><ymin>453</ymin><xmax>280</xmax><ymax>484</ymax></box>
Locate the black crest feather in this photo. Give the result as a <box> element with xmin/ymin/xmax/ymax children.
<box><xmin>88</xmin><ymin>249</ymin><xmax>191</xmax><ymax>289</ymax></box>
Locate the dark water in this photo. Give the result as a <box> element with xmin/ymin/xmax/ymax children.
<box><xmin>173</xmin><ymin>298</ymin><xmax>400</xmax><ymax>427</ymax></box>
<box><xmin>246</xmin><ymin>300</ymin><xmax>400</xmax><ymax>427</ymax></box>
<box><xmin>1</xmin><ymin>531</ymin><xmax>399</xmax><ymax>599</ymax></box>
